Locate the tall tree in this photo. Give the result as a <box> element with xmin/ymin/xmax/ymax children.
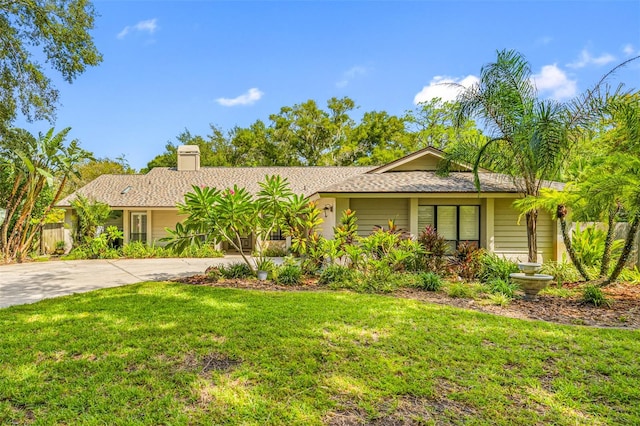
<box><xmin>269</xmin><ymin>97</ymin><xmax>356</xmax><ymax>166</ymax></box>
<box><xmin>449</xmin><ymin>49</ymin><xmax>575</xmax><ymax>262</ymax></box>
<box><xmin>0</xmin><ymin>127</ymin><xmax>91</xmax><ymax>262</ymax></box>
<box><xmin>0</xmin><ymin>0</ymin><xmax>102</xmax><ymax>130</ymax></box>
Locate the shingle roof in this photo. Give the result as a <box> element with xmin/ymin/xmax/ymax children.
<box><xmin>317</xmin><ymin>171</ymin><xmax>563</xmax><ymax>194</ymax></box>
<box><xmin>58</xmin><ymin>167</ymin><xmax>375</xmax><ymax>208</ymax></box>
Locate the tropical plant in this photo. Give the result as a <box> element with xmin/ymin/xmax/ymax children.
<box><xmin>273</xmin><ymin>264</ymin><xmax>303</xmax><ymax>285</ymax></box>
<box><xmin>513</xmin><ymin>188</ymin><xmax>591</xmax><ymax>281</ymax></box>
<box><xmin>415</xmin><ymin>272</ymin><xmax>443</xmax><ymax>291</ymax></box>
<box><xmin>417</xmin><ymin>225</ymin><xmax>449</xmax><ymax>274</ymax></box>
<box><xmin>582</xmin><ymin>284</ymin><xmax>612</xmax><ymax>308</ymax></box>
<box><xmin>70</xmin><ymin>195</ymin><xmax>112</xmax><ymax>243</ymax></box>
<box><xmin>318</xmin><ymin>264</ymin><xmax>355</xmax><ymax>286</ymax></box>
<box><xmin>477</xmin><ymin>252</ymin><xmax>519</xmax><ymax>283</ymax></box>
<box><xmin>162</xmin><ymin>176</ymin><xmax>313</xmax><ymax>271</ymax></box>
<box><xmin>450</xmin><ymin>242</ymin><xmax>482</xmax><ymax>281</ymax></box>
<box><xmin>219</xmin><ymin>262</ymin><xmax>253</xmax><ymax>279</ymax></box>
<box><xmin>570</xmin><ymin>224</ymin><xmax>624</xmax><ymax>269</ymax></box>
<box><xmin>484</xmin><ymin>278</ymin><xmax>520</xmax><ymax>298</ymax></box>
<box><xmin>448</xmin><ymin>50</ymin><xmax>635</xmax><ymax>263</ymax></box>
<box><xmin>0</xmin><ymin>127</ymin><xmax>91</xmax><ymax>262</ymax></box>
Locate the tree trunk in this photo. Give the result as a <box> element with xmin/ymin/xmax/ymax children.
<box><xmin>526</xmin><ymin>209</ymin><xmax>538</xmax><ymax>263</ymax></box>
<box><xmin>603</xmin><ymin>215</ymin><xmax>640</xmax><ymax>286</ymax></box>
<box><xmin>559</xmin><ymin>217</ymin><xmax>590</xmax><ymax>281</ymax></box>
<box><xmin>599</xmin><ymin>205</ymin><xmax>619</xmax><ymax>278</ymax></box>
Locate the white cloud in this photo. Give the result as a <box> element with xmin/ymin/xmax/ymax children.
<box><xmin>532</xmin><ymin>64</ymin><xmax>577</xmax><ymax>100</ymax></box>
<box><xmin>567</xmin><ymin>49</ymin><xmax>616</xmax><ymax>68</ymax></box>
<box><xmin>623</xmin><ymin>44</ymin><xmax>637</xmax><ymax>56</ymax></box>
<box><xmin>336</xmin><ymin>66</ymin><xmax>368</xmax><ymax>88</ymax></box>
<box><xmin>216</xmin><ymin>88</ymin><xmax>264</xmax><ymax>107</ymax></box>
<box><xmin>117</xmin><ymin>19</ymin><xmax>158</xmax><ymax>39</ymax></box>
<box><xmin>413</xmin><ymin>75</ymin><xmax>479</xmax><ymax>104</ymax></box>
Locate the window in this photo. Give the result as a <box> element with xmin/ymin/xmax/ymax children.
<box><xmin>269</xmin><ymin>229</ymin><xmax>287</xmax><ymax>241</ymax></box>
<box><xmin>418</xmin><ymin>205</ymin><xmax>480</xmax><ymax>252</ymax></box>
<box><xmin>130</xmin><ymin>212</ymin><xmax>147</xmax><ymax>243</ymax></box>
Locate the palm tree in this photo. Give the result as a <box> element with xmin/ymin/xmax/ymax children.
<box><xmin>450</xmin><ymin>50</ymin><xmax>570</xmax><ymax>262</ymax></box>
<box><xmin>597</xmin><ymin>93</ymin><xmax>640</xmax><ymax>285</ymax></box>
<box><xmin>513</xmin><ymin>188</ymin><xmax>591</xmax><ymax>281</ymax></box>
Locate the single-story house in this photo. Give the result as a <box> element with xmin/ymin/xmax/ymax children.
<box><xmin>58</xmin><ymin>145</ymin><xmax>564</xmax><ymax>262</ymax></box>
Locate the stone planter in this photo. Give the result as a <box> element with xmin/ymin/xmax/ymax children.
<box><xmin>257</xmin><ymin>270</ymin><xmax>268</xmax><ymax>281</ymax></box>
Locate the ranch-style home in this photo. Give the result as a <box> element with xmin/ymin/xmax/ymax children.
<box><xmin>58</xmin><ymin>145</ymin><xmax>564</xmax><ymax>262</ymax></box>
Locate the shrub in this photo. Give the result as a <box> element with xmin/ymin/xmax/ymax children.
<box><xmin>273</xmin><ymin>264</ymin><xmax>303</xmax><ymax>285</ymax></box>
<box><xmin>618</xmin><ymin>266</ymin><xmax>640</xmax><ymax>284</ymax></box>
<box><xmin>219</xmin><ymin>262</ymin><xmax>253</xmax><ymax>279</ymax></box>
<box><xmin>415</xmin><ymin>272</ymin><xmax>443</xmax><ymax>291</ymax></box>
<box><xmin>540</xmin><ymin>259</ymin><xmax>580</xmax><ymax>286</ymax></box>
<box><xmin>445</xmin><ymin>281</ymin><xmax>483</xmax><ymax>299</ymax></box>
<box><xmin>450</xmin><ymin>242</ymin><xmax>483</xmax><ymax>280</ymax></box>
<box><xmin>582</xmin><ymin>285</ymin><xmax>612</xmax><ymax>308</ymax></box>
<box><xmin>478</xmin><ymin>253</ymin><xmax>519</xmax><ymax>283</ymax></box>
<box><xmin>318</xmin><ymin>264</ymin><xmax>355</xmax><ymax>286</ymax></box>
<box><xmin>484</xmin><ymin>278</ymin><xmax>519</xmax><ymax>298</ymax></box>
<box><xmin>262</xmin><ymin>246</ymin><xmax>288</xmax><ymax>257</ymax></box>
<box><xmin>572</xmin><ymin>224</ymin><xmax>624</xmax><ymax>268</ymax></box>
<box><xmin>121</xmin><ymin>241</ymin><xmax>154</xmax><ymax>258</ymax></box>
<box><xmin>417</xmin><ymin>225</ymin><xmax>448</xmax><ymax>274</ymax></box>
<box><xmin>482</xmin><ymin>293</ymin><xmax>512</xmax><ymax>307</ymax></box>
<box><xmin>204</xmin><ymin>266</ymin><xmax>221</xmax><ymax>282</ymax></box>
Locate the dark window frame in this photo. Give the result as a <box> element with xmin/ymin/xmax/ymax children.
<box><xmin>420</xmin><ymin>204</ymin><xmax>481</xmax><ymax>251</ymax></box>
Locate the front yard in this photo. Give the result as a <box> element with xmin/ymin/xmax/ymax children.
<box><xmin>1</xmin><ymin>282</ymin><xmax>638</xmax><ymax>424</ymax></box>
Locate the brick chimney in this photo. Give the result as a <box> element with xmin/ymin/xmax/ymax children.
<box><xmin>177</xmin><ymin>145</ymin><xmax>200</xmax><ymax>171</ymax></box>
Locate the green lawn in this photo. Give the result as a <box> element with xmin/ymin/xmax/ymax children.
<box><xmin>1</xmin><ymin>283</ymin><xmax>638</xmax><ymax>425</ymax></box>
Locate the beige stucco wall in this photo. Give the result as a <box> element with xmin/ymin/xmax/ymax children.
<box><xmin>493</xmin><ymin>198</ymin><xmax>554</xmax><ymax>262</ymax></box>
<box><xmin>350</xmin><ymin>198</ymin><xmax>409</xmax><ymax>237</ymax></box>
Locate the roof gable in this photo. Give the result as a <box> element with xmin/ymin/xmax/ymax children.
<box><xmin>368</xmin><ymin>146</ymin><xmax>486</xmax><ymax>174</ymax></box>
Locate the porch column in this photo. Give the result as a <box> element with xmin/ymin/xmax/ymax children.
<box><xmin>409</xmin><ymin>198</ymin><xmax>419</xmax><ymax>238</ymax></box>
<box><xmin>147</xmin><ymin>209</ymin><xmax>152</xmax><ymax>245</ymax></box>
<box><xmin>484</xmin><ymin>199</ymin><xmax>494</xmax><ymax>251</ymax></box>
<box><xmin>123</xmin><ymin>209</ymin><xmax>130</xmax><ymax>244</ymax></box>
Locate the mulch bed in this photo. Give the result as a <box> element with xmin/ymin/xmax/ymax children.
<box><xmin>174</xmin><ymin>275</ymin><xmax>640</xmax><ymax>329</ymax></box>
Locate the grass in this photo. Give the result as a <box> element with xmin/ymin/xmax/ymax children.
<box><xmin>0</xmin><ymin>283</ymin><xmax>639</xmax><ymax>425</ymax></box>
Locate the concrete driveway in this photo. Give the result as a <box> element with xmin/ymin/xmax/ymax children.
<box><xmin>0</xmin><ymin>257</ymin><xmax>242</xmax><ymax>308</ymax></box>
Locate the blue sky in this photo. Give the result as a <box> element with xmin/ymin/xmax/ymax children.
<box><xmin>18</xmin><ymin>0</ymin><xmax>640</xmax><ymax>170</ymax></box>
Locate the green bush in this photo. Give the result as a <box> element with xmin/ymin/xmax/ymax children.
<box><xmin>219</xmin><ymin>262</ymin><xmax>253</xmax><ymax>279</ymax></box>
<box><xmin>446</xmin><ymin>281</ymin><xmax>483</xmax><ymax>299</ymax></box>
<box><xmin>572</xmin><ymin>224</ymin><xmax>624</xmax><ymax>268</ymax></box>
<box><xmin>540</xmin><ymin>259</ymin><xmax>580</xmax><ymax>286</ymax></box>
<box><xmin>273</xmin><ymin>264</ymin><xmax>303</xmax><ymax>285</ymax></box>
<box><xmin>418</xmin><ymin>225</ymin><xmax>449</xmax><ymax>274</ymax></box>
<box><xmin>318</xmin><ymin>264</ymin><xmax>355</xmax><ymax>286</ymax></box>
<box><xmin>450</xmin><ymin>243</ymin><xmax>483</xmax><ymax>280</ymax></box>
<box><xmin>582</xmin><ymin>285</ymin><xmax>612</xmax><ymax>308</ymax></box>
<box><xmin>478</xmin><ymin>253</ymin><xmax>519</xmax><ymax>283</ymax></box>
<box><xmin>121</xmin><ymin>241</ymin><xmax>154</xmax><ymax>258</ymax></box>
<box><xmin>415</xmin><ymin>272</ymin><xmax>443</xmax><ymax>291</ymax></box>
<box><xmin>483</xmin><ymin>293</ymin><xmax>512</xmax><ymax>307</ymax></box>
<box><xmin>484</xmin><ymin>278</ymin><xmax>519</xmax><ymax>298</ymax></box>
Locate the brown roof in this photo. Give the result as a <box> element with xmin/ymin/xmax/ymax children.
<box><xmin>318</xmin><ymin>171</ymin><xmax>563</xmax><ymax>194</ymax></box>
<box><xmin>58</xmin><ymin>166</ymin><xmax>375</xmax><ymax>208</ymax></box>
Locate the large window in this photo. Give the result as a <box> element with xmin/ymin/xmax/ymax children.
<box><xmin>130</xmin><ymin>212</ymin><xmax>147</xmax><ymax>243</ymax></box>
<box><xmin>418</xmin><ymin>205</ymin><xmax>480</xmax><ymax>252</ymax></box>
